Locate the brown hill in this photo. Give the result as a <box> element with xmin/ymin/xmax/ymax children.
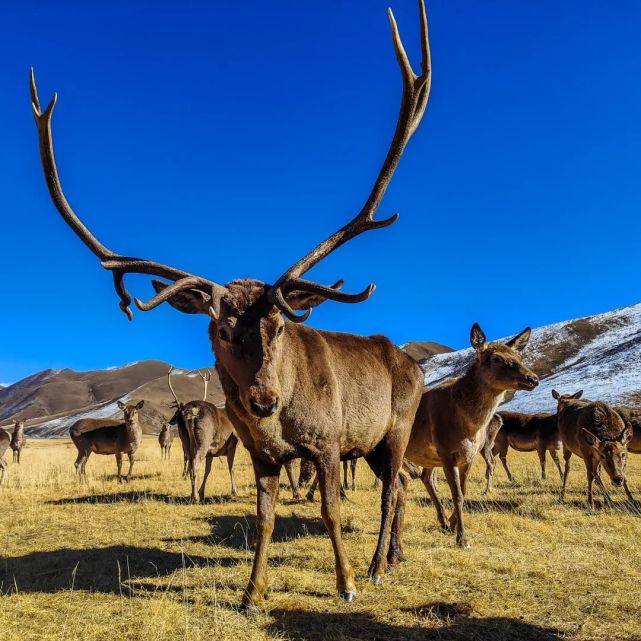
<box><xmin>402</xmin><ymin>341</ymin><xmax>453</xmax><ymax>362</ymax></box>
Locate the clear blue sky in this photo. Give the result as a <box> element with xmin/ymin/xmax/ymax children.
<box><xmin>1</xmin><ymin>0</ymin><xmax>640</xmax><ymax>383</ymax></box>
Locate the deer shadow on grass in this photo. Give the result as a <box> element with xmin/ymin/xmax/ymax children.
<box><xmin>0</xmin><ymin>545</ymin><xmax>243</xmax><ymax>595</ymax></box>
<box><xmin>164</xmin><ymin>513</ymin><xmax>328</xmax><ymax>551</ymax></box>
<box><xmin>268</xmin><ymin>606</ymin><xmax>564</xmax><ymax>641</ymax></box>
<box><xmin>49</xmin><ymin>490</ymin><xmax>239</xmax><ymax>506</ymax></box>
<box><xmin>412</xmin><ymin>495</ymin><xmax>522</xmax><ymax>513</ymax></box>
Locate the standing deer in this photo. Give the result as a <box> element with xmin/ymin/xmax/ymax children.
<box><xmin>158</xmin><ymin>423</ymin><xmax>174</xmax><ymax>460</ymax></box>
<box><xmin>486</xmin><ymin>411</ymin><xmax>563</xmax><ymax>490</ymax></box>
<box><xmin>0</xmin><ymin>427</ymin><xmax>10</xmax><ymax>484</ymax></box>
<box><xmin>168</xmin><ymin>367</ymin><xmax>239</xmax><ymax>502</ymax></box>
<box><xmin>404</xmin><ymin>324</ymin><xmax>538</xmax><ymax>547</ymax></box>
<box><xmin>10</xmin><ymin>420</ymin><xmax>26</xmax><ymax>463</ymax></box>
<box><xmin>70</xmin><ymin>400</ymin><xmax>145</xmax><ymax>482</ymax></box>
<box><xmin>554</xmin><ymin>390</ymin><xmax>634</xmax><ymax>508</ymax></box>
<box><xmin>31</xmin><ymin>0</ymin><xmax>430</xmax><ymax>608</ymax></box>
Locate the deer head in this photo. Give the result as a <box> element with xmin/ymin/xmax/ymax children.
<box><xmin>13</xmin><ymin>419</ymin><xmax>25</xmax><ymax>432</ymax></box>
<box><xmin>117</xmin><ymin>400</ymin><xmax>144</xmax><ymax>424</ymax></box>
<box><xmin>31</xmin><ymin>2</ymin><xmax>432</xmax><ymax>420</ymax></box>
<box><xmin>470</xmin><ymin>323</ymin><xmax>539</xmax><ymax>392</ymax></box>
<box><xmin>582</xmin><ymin>421</ymin><xmax>632</xmax><ymax>487</ymax></box>
<box><xmin>551</xmin><ymin>389</ymin><xmax>584</xmax><ymax>406</ymax></box>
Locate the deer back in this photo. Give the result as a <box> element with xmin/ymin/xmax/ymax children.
<box><xmin>0</xmin><ymin>428</ymin><xmax>10</xmax><ymax>455</ymax></box>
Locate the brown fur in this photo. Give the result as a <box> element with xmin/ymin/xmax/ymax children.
<box><xmin>0</xmin><ymin>428</ymin><xmax>10</xmax><ymax>483</ymax></box>
<box><xmin>488</xmin><ymin>411</ymin><xmax>562</xmax><ymax>488</ymax></box>
<box><xmin>614</xmin><ymin>406</ymin><xmax>641</xmax><ymax>454</ymax></box>
<box><xmin>70</xmin><ymin>400</ymin><xmax>145</xmax><ymax>482</ymax></box>
<box><xmin>554</xmin><ymin>391</ymin><xmax>634</xmax><ymax>508</ymax></box>
<box><xmin>10</xmin><ymin>420</ymin><xmax>26</xmax><ymax>464</ymax></box>
<box><xmin>158</xmin><ymin>423</ymin><xmax>174</xmax><ymax>460</ymax></box>
<box><xmin>405</xmin><ymin>324</ymin><xmax>538</xmax><ymax>547</ymax></box>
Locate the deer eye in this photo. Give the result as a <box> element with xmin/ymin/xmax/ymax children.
<box><xmin>277</xmin><ymin>325</ymin><xmax>284</xmax><ymax>337</ymax></box>
<box><xmin>218</xmin><ymin>328</ymin><xmax>230</xmax><ymax>342</ymax></box>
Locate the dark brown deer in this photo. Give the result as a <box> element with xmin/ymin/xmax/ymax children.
<box><xmin>0</xmin><ymin>427</ymin><xmax>10</xmax><ymax>484</ymax></box>
<box><xmin>10</xmin><ymin>420</ymin><xmax>26</xmax><ymax>463</ymax></box>
<box><xmin>70</xmin><ymin>400</ymin><xmax>145</xmax><ymax>482</ymax></box>
<box><xmin>158</xmin><ymin>423</ymin><xmax>174</xmax><ymax>460</ymax></box>
<box><xmin>31</xmin><ymin>0</ymin><xmax>430</xmax><ymax>608</ymax></box>
<box><xmin>554</xmin><ymin>390</ymin><xmax>634</xmax><ymax>508</ymax></box>
<box><xmin>614</xmin><ymin>406</ymin><xmax>641</xmax><ymax>455</ymax></box>
<box><xmin>486</xmin><ymin>411</ymin><xmax>563</xmax><ymax>490</ymax></box>
<box><xmin>405</xmin><ymin>324</ymin><xmax>538</xmax><ymax>547</ymax></box>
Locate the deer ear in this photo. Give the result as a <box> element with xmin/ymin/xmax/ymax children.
<box><xmin>571</xmin><ymin>390</ymin><xmax>584</xmax><ymax>400</ymax></box>
<box><xmin>151</xmin><ymin>280</ymin><xmax>214</xmax><ymax>315</ymax></box>
<box><xmin>117</xmin><ymin>400</ymin><xmax>126</xmax><ymax>410</ymax></box>
<box><xmin>135</xmin><ymin>400</ymin><xmax>145</xmax><ymax>410</ymax></box>
<box><xmin>582</xmin><ymin>428</ymin><xmax>601</xmax><ymax>448</ymax></box>
<box><xmin>619</xmin><ymin>423</ymin><xmax>633</xmax><ymax>446</ymax></box>
<box><xmin>284</xmin><ymin>280</ymin><xmax>345</xmax><ymax>312</ymax></box>
<box><xmin>552</xmin><ymin>390</ymin><xmax>560</xmax><ymax>400</ymax></box>
<box><xmin>506</xmin><ymin>327</ymin><xmax>531</xmax><ymax>353</ymax></box>
<box><xmin>470</xmin><ymin>323</ymin><xmax>487</xmax><ymax>353</ymax></box>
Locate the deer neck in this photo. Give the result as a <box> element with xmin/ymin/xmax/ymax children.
<box><xmin>125</xmin><ymin>415</ymin><xmax>142</xmax><ymax>444</ymax></box>
<box><xmin>455</xmin><ymin>362</ymin><xmax>506</xmax><ymax>437</ymax></box>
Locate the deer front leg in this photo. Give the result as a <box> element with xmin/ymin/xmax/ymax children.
<box><xmin>227</xmin><ymin>440</ymin><xmax>239</xmax><ymax>496</ymax></box>
<box><xmin>483</xmin><ymin>448</ymin><xmax>495</xmax><ymax>494</ymax></box>
<box><xmin>316</xmin><ymin>451</ymin><xmax>357</xmax><ymax>601</ymax></box>
<box><xmin>442</xmin><ymin>458</ymin><xmax>468</xmax><ymax>548</ymax></box>
<box><xmin>241</xmin><ymin>457</ymin><xmax>280</xmax><ymax>612</ymax></box>
<box><xmin>559</xmin><ymin>448</ymin><xmax>571</xmax><ymax>502</ymax></box>
<box><xmin>593</xmin><ymin>465</ymin><xmax>614</xmax><ymax>507</ymax></box>
<box><xmin>420</xmin><ymin>467</ymin><xmax>448</xmax><ymax>530</ymax></box>
<box><xmin>550</xmin><ymin>448</ymin><xmax>564</xmax><ymax>482</ymax></box>
<box><xmin>306</xmin><ymin>474</ymin><xmax>319</xmax><ymax>502</ymax></box>
<box><xmin>115</xmin><ymin>452</ymin><xmax>124</xmax><ymax>483</ymax></box>
<box><xmin>199</xmin><ymin>454</ymin><xmax>214</xmax><ymax>502</ymax></box>
<box><xmin>284</xmin><ymin>460</ymin><xmax>301</xmax><ymax>500</ymax></box>
<box><xmin>342</xmin><ymin>460</ymin><xmax>349</xmax><ymax>491</ymax></box>
<box><xmin>537</xmin><ymin>447</ymin><xmax>547</xmax><ymax>480</ymax></box>
<box><xmin>585</xmin><ymin>461</ymin><xmax>595</xmax><ymax>510</ymax></box>
<box><xmin>623</xmin><ymin>480</ymin><xmax>636</xmax><ymax>504</ymax></box>
<box><xmin>499</xmin><ymin>453</ymin><xmax>514</xmax><ymax>483</ymax></box>
<box><xmin>350</xmin><ymin>459</ymin><xmax>357</xmax><ymax>491</ymax></box>
<box><xmin>126</xmin><ymin>453</ymin><xmax>135</xmax><ymax>481</ymax></box>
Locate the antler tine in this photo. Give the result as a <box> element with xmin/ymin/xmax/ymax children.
<box><xmin>198</xmin><ymin>369</ymin><xmax>211</xmax><ymax>401</ymax></box>
<box><xmin>30</xmin><ymin>68</ymin><xmax>227</xmax><ymax>320</ymax></box>
<box><xmin>167</xmin><ymin>367</ymin><xmax>181</xmax><ymax>408</ymax></box>
<box><xmin>267</xmin><ymin>0</ymin><xmax>431</xmax><ymax>319</ymax></box>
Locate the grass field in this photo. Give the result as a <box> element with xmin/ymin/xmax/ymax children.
<box><xmin>1</xmin><ymin>437</ymin><xmax>640</xmax><ymax>641</ymax></box>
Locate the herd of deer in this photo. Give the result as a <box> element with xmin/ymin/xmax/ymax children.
<box><xmin>8</xmin><ymin>0</ymin><xmax>635</xmax><ymax>610</ymax></box>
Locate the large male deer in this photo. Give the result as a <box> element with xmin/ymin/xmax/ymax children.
<box><xmin>158</xmin><ymin>423</ymin><xmax>174</xmax><ymax>460</ymax></box>
<box><xmin>10</xmin><ymin>420</ymin><xmax>26</xmax><ymax>463</ymax></box>
<box><xmin>0</xmin><ymin>427</ymin><xmax>10</xmax><ymax>484</ymax></box>
<box><xmin>31</xmin><ymin>1</ymin><xmax>430</xmax><ymax>608</ymax></box>
<box><xmin>404</xmin><ymin>324</ymin><xmax>538</xmax><ymax>547</ymax></box>
<box><xmin>486</xmin><ymin>411</ymin><xmax>563</xmax><ymax>490</ymax></box>
<box><xmin>553</xmin><ymin>390</ymin><xmax>633</xmax><ymax>508</ymax></box>
<box><xmin>70</xmin><ymin>400</ymin><xmax>145</xmax><ymax>482</ymax></box>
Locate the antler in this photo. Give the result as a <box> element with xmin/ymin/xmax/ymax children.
<box><xmin>198</xmin><ymin>369</ymin><xmax>212</xmax><ymax>401</ymax></box>
<box><xmin>29</xmin><ymin>69</ymin><xmax>228</xmax><ymax>320</ymax></box>
<box><xmin>167</xmin><ymin>367</ymin><xmax>181</xmax><ymax>408</ymax></box>
<box><xmin>267</xmin><ymin>0</ymin><xmax>432</xmax><ymax>321</ymax></box>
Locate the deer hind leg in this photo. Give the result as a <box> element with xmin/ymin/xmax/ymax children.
<box><xmin>364</xmin><ymin>434</ymin><xmax>405</xmax><ymax>583</ymax></box>
<box><xmin>241</xmin><ymin>455</ymin><xmax>281</xmax><ymax>611</ymax></box>
<box><xmin>499</xmin><ymin>450</ymin><xmax>514</xmax><ymax>483</ymax></box>
<box><xmin>284</xmin><ymin>460</ymin><xmax>300</xmax><ymax>501</ymax></box>
<box><xmin>560</xmin><ymin>448</ymin><xmax>571</xmax><ymax>502</ymax></box>
<box><xmin>189</xmin><ymin>454</ymin><xmax>201</xmax><ymax>503</ymax></box>
<box><xmin>342</xmin><ymin>460</ymin><xmax>349</xmax><ymax>491</ymax></box>
<box><xmin>199</xmin><ymin>453</ymin><xmax>214</xmax><ymax>502</ymax></box>
<box><xmin>350</xmin><ymin>459</ymin><xmax>357</xmax><ymax>491</ymax></box>
<box><xmin>482</xmin><ymin>445</ymin><xmax>495</xmax><ymax>494</ymax></box>
<box><xmin>316</xmin><ymin>450</ymin><xmax>357</xmax><ymax>600</ymax></box>
<box><xmin>420</xmin><ymin>467</ymin><xmax>448</xmax><ymax>530</ymax></box>
<box><xmin>0</xmin><ymin>457</ymin><xmax>7</xmax><ymax>484</ymax></box>
<box><xmin>550</xmin><ymin>448</ymin><xmax>563</xmax><ymax>482</ymax></box>
<box><xmin>306</xmin><ymin>474</ymin><xmax>319</xmax><ymax>502</ymax></box>
<box><xmin>227</xmin><ymin>439</ymin><xmax>239</xmax><ymax>496</ymax></box>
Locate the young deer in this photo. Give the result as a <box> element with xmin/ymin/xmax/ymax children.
<box><xmin>10</xmin><ymin>420</ymin><xmax>26</xmax><ymax>463</ymax></box>
<box><xmin>70</xmin><ymin>400</ymin><xmax>145</xmax><ymax>482</ymax></box>
<box><xmin>487</xmin><ymin>411</ymin><xmax>563</xmax><ymax>489</ymax></box>
<box><xmin>0</xmin><ymin>427</ymin><xmax>10</xmax><ymax>484</ymax></box>
<box><xmin>32</xmin><ymin>1</ymin><xmax>430</xmax><ymax>608</ymax></box>
<box><xmin>405</xmin><ymin>324</ymin><xmax>538</xmax><ymax>547</ymax></box>
<box><xmin>554</xmin><ymin>390</ymin><xmax>634</xmax><ymax>508</ymax></box>
<box><xmin>158</xmin><ymin>423</ymin><xmax>174</xmax><ymax>460</ymax></box>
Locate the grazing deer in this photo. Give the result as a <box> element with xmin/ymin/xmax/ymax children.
<box><xmin>614</xmin><ymin>406</ymin><xmax>641</xmax><ymax>455</ymax></box>
<box><xmin>70</xmin><ymin>400</ymin><xmax>145</xmax><ymax>482</ymax></box>
<box><xmin>405</xmin><ymin>324</ymin><xmax>538</xmax><ymax>547</ymax></box>
<box><xmin>158</xmin><ymin>423</ymin><xmax>174</xmax><ymax>460</ymax></box>
<box><xmin>486</xmin><ymin>411</ymin><xmax>563</xmax><ymax>490</ymax></box>
<box><xmin>554</xmin><ymin>390</ymin><xmax>634</xmax><ymax>508</ymax></box>
<box><xmin>0</xmin><ymin>427</ymin><xmax>10</xmax><ymax>484</ymax></box>
<box><xmin>10</xmin><ymin>420</ymin><xmax>26</xmax><ymax>463</ymax></box>
<box><xmin>31</xmin><ymin>0</ymin><xmax>430</xmax><ymax>608</ymax></box>
<box><xmin>168</xmin><ymin>367</ymin><xmax>239</xmax><ymax>502</ymax></box>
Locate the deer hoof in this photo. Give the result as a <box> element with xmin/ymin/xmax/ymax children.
<box><xmin>457</xmin><ymin>538</ymin><xmax>471</xmax><ymax>549</ymax></box>
<box><xmin>339</xmin><ymin>591</ymin><xmax>357</xmax><ymax>603</ymax></box>
<box><xmin>370</xmin><ymin>574</ymin><xmax>383</xmax><ymax>586</ymax></box>
<box><xmin>238</xmin><ymin>602</ymin><xmax>261</xmax><ymax>616</ymax></box>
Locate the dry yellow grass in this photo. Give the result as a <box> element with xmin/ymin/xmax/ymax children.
<box><xmin>1</xmin><ymin>437</ymin><xmax>640</xmax><ymax>641</ymax></box>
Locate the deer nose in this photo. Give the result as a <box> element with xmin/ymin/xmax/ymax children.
<box><xmin>250</xmin><ymin>399</ymin><xmax>278</xmax><ymax>418</ymax></box>
<box><xmin>525</xmin><ymin>374</ymin><xmax>539</xmax><ymax>389</ymax></box>
<box><xmin>613</xmin><ymin>475</ymin><xmax>624</xmax><ymax>486</ymax></box>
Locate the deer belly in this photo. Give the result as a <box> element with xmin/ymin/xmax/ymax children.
<box><xmin>508</xmin><ymin>435</ymin><xmax>537</xmax><ymax>452</ymax></box>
